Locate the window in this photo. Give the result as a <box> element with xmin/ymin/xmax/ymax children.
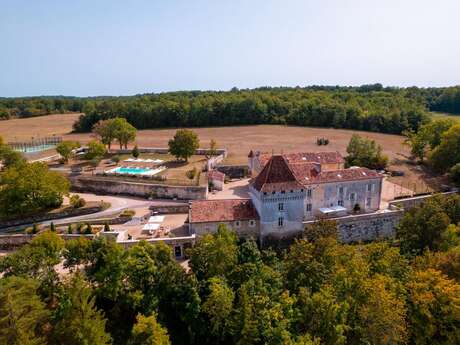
<box><xmin>290</xmin><ymin>190</ymin><xmax>294</xmax><ymax>193</ymax></box>
<box><xmin>338</xmin><ymin>200</ymin><xmax>344</xmax><ymax>206</ymax></box>
<box><xmin>301</xmin><ymin>189</ymin><xmax>304</xmax><ymax>192</ymax></box>
<box><xmin>307</xmin><ymin>189</ymin><xmax>312</xmax><ymax>197</ymax></box>
<box><xmin>249</xmin><ymin>220</ymin><xmax>256</xmax><ymax>227</ymax></box>
<box><xmin>366</xmin><ymin>197</ymin><xmax>371</xmax><ymax>207</ymax></box>
<box><xmin>349</xmin><ymin>193</ymin><xmax>356</xmax><ymax>201</ymax></box>
<box><xmin>278</xmin><ymin>217</ymin><xmax>284</xmax><ymax>227</ymax></box>
<box><xmin>174</xmin><ymin>246</ymin><xmax>182</xmax><ymax>258</ymax></box>
<box><xmin>235</xmin><ymin>220</ymin><xmax>241</xmax><ymax>227</ymax></box>
<box><xmin>263</xmin><ymin>192</ymin><xmax>267</xmax><ymax>195</ymax></box>
<box><xmin>339</xmin><ymin>186</ymin><xmax>344</xmax><ymax>195</ymax></box>
<box><xmin>367</xmin><ymin>184</ymin><xmax>372</xmax><ymax>192</ymax></box>
<box><xmin>306</xmin><ymin>203</ymin><xmax>312</xmax><ymax>212</ymax></box>
<box><xmin>272</xmin><ymin>191</ymin><xmax>276</xmax><ymax>194</ymax></box>
<box><xmin>281</xmin><ymin>190</ymin><xmax>286</xmax><ymax>194</ymax></box>
<box><xmin>278</xmin><ymin>203</ymin><xmax>284</xmax><ymax>211</ymax></box>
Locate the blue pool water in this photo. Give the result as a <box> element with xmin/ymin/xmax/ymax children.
<box><xmin>114</xmin><ymin>167</ymin><xmax>150</xmax><ymax>174</ymax></box>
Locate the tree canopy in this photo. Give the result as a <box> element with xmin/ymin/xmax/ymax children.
<box><xmin>168</xmin><ymin>129</ymin><xmax>199</xmax><ymax>162</ymax></box>
<box><xmin>0</xmin><ymin>162</ymin><xmax>70</xmax><ymax>218</ymax></box>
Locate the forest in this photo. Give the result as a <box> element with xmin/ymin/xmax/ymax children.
<box><xmin>1</xmin><ymin>194</ymin><xmax>460</xmax><ymax>345</ymax></box>
<box><xmin>2</xmin><ymin>85</ymin><xmax>460</xmax><ymax>135</ymax></box>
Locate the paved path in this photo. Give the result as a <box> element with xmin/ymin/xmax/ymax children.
<box><xmin>4</xmin><ymin>193</ymin><xmax>186</xmax><ymax>230</ymax></box>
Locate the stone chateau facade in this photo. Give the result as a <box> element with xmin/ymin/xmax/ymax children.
<box><xmin>189</xmin><ymin>151</ymin><xmax>383</xmax><ymax>239</ymax></box>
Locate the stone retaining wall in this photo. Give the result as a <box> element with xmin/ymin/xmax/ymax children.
<box><xmin>71</xmin><ymin>176</ymin><xmax>208</xmax><ymax>200</ymax></box>
<box><xmin>0</xmin><ymin>233</ymin><xmax>94</xmax><ymax>249</ymax></box>
<box><xmin>150</xmin><ymin>204</ymin><xmax>189</xmax><ymax>214</ymax></box>
<box><xmin>0</xmin><ymin>205</ymin><xmax>104</xmax><ymax>229</ymax></box>
<box><xmin>111</xmin><ymin>147</ymin><xmax>227</xmax><ymax>157</ymax></box>
<box><xmin>216</xmin><ymin>165</ymin><xmax>249</xmax><ymax>179</ymax></box>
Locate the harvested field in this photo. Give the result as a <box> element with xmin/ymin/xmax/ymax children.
<box><xmin>0</xmin><ymin>113</ymin><xmax>81</xmax><ymax>141</ymax></box>
<box><xmin>0</xmin><ymin>114</ymin><xmax>446</xmax><ymax>193</ymax></box>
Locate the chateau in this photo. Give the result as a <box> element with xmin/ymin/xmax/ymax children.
<box><xmin>189</xmin><ymin>151</ymin><xmax>383</xmax><ymax>239</ymax></box>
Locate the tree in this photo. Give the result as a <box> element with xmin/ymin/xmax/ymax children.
<box><xmin>168</xmin><ymin>129</ymin><xmax>199</xmax><ymax>162</ymax></box>
<box><xmin>56</xmin><ymin>140</ymin><xmax>80</xmax><ymax>163</ymax></box>
<box><xmin>188</xmin><ymin>224</ymin><xmax>238</xmax><ymax>281</ymax></box>
<box><xmin>0</xmin><ymin>139</ymin><xmax>26</xmax><ymax>168</ymax></box>
<box><xmin>85</xmin><ymin>140</ymin><xmax>107</xmax><ymax>160</ymax></box>
<box><xmin>0</xmin><ymin>162</ymin><xmax>70</xmax><ymax>217</ymax></box>
<box><xmin>104</xmin><ymin>222</ymin><xmax>111</xmax><ymax>232</ymax></box>
<box><xmin>52</xmin><ymin>273</ymin><xmax>112</xmax><ymax>345</ymax></box>
<box><xmin>50</xmin><ymin>222</ymin><xmax>56</xmax><ymax>232</ymax></box>
<box><xmin>345</xmin><ymin>134</ymin><xmax>388</xmax><ymax>170</ymax></box>
<box><xmin>205</xmin><ymin>139</ymin><xmax>218</xmax><ymax>160</ymax></box>
<box><xmin>406</xmin><ymin>269</ymin><xmax>460</xmax><ymax>345</ymax></box>
<box><xmin>449</xmin><ymin>163</ymin><xmax>460</xmax><ymax>186</ymax></box>
<box><xmin>396</xmin><ymin>198</ymin><xmax>452</xmax><ymax>255</ymax></box>
<box><xmin>404</xmin><ymin>119</ymin><xmax>454</xmax><ymax>161</ymax></box>
<box><xmin>430</xmin><ymin>124</ymin><xmax>460</xmax><ymax>172</ymax></box>
<box><xmin>303</xmin><ymin>219</ymin><xmax>338</xmax><ymax>242</ymax></box>
<box><xmin>112</xmin><ymin>117</ymin><xmax>137</xmax><ymax>149</ymax></box>
<box><xmin>202</xmin><ymin>277</ymin><xmax>235</xmax><ymax>339</ymax></box>
<box><xmin>130</xmin><ymin>313</ymin><xmax>171</xmax><ymax>345</ymax></box>
<box><xmin>92</xmin><ymin>119</ymin><xmax>117</xmax><ymax>149</ymax></box>
<box><xmin>0</xmin><ymin>277</ymin><xmax>50</xmax><ymax>345</ymax></box>
<box><xmin>132</xmin><ymin>145</ymin><xmax>140</xmax><ymax>158</ymax></box>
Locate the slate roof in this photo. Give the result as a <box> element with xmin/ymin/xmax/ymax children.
<box><xmin>190</xmin><ymin>199</ymin><xmax>259</xmax><ymax>223</ymax></box>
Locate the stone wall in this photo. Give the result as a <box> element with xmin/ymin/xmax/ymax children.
<box><xmin>111</xmin><ymin>147</ymin><xmax>227</xmax><ymax>157</ymax></box>
<box><xmin>388</xmin><ymin>191</ymin><xmax>458</xmax><ymax>211</ymax></box>
<box><xmin>216</xmin><ymin>165</ymin><xmax>249</xmax><ymax>179</ymax></box>
<box><xmin>71</xmin><ymin>176</ymin><xmax>208</xmax><ymax>200</ymax></box>
<box><xmin>0</xmin><ymin>205</ymin><xmax>104</xmax><ymax>230</ymax></box>
<box><xmin>190</xmin><ymin>220</ymin><xmax>259</xmax><ymax>239</ymax></box>
<box><xmin>150</xmin><ymin>204</ymin><xmax>189</xmax><ymax>214</ymax></box>
<box><xmin>0</xmin><ymin>233</ymin><xmax>94</xmax><ymax>249</ymax></box>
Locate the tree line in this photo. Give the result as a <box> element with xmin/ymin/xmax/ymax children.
<box><xmin>1</xmin><ymin>85</ymin><xmax>459</xmax><ymax>132</ymax></box>
<box><xmin>1</xmin><ymin>194</ymin><xmax>460</xmax><ymax>345</ymax></box>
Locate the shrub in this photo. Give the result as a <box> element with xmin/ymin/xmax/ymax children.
<box><xmin>353</xmin><ymin>203</ymin><xmax>361</xmax><ymax>213</ymax></box>
<box><xmin>76</xmin><ymin>223</ymin><xmax>84</xmax><ymax>234</ymax></box>
<box><xmin>111</xmin><ymin>155</ymin><xmax>120</xmax><ymax>164</ymax></box>
<box><xmin>449</xmin><ymin>163</ymin><xmax>460</xmax><ymax>186</ymax></box>
<box><xmin>316</xmin><ymin>137</ymin><xmax>330</xmax><ymax>146</ymax></box>
<box><xmin>103</xmin><ymin>222</ymin><xmax>111</xmax><ymax>232</ymax></box>
<box><xmin>67</xmin><ymin>224</ymin><xmax>73</xmax><ymax>234</ymax></box>
<box><xmin>120</xmin><ymin>209</ymin><xmax>135</xmax><ymax>217</ymax></box>
<box><xmin>50</xmin><ymin>222</ymin><xmax>56</xmax><ymax>232</ymax></box>
<box><xmin>186</xmin><ymin>167</ymin><xmax>197</xmax><ymax>180</ymax></box>
<box><xmin>32</xmin><ymin>223</ymin><xmax>39</xmax><ymax>234</ymax></box>
<box><xmin>70</xmin><ymin>195</ymin><xmax>86</xmax><ymax>208</ymax></box>
<box><xmin>85</xmin><ymin>140</ymin><xmax>107</xmax><ymax>160</ymax></box>
<box><xmin>132</xmin><ymin>145</ymin><xmax>140</xmax><ymax>158</ymax></box>
<box><xmin>84</xmin><ymin>223</ymin><xmax>93</xmax><ymax>234</ymax></box>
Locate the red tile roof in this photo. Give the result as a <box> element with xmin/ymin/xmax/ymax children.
<box><xmin>190</xmin><ymin>199</ymin><xmax>259</xmax><ymax>223</ymax></box>
<box><xmin>258</xmin><ymin>151</ymin><xmax>344</xmax><ymax>168</ymax></box>
<box><xmin>284</xmin><ymin>152</ymin><xmax>344</xmax><ymax>165</ymax></box>
<box><xmin>252</xmin><ymin>154</ymin><xmax>382</xmax><ymax>192</ymax></box>
<box><xmin>252</xmin><ymin>155</ymin><xmax>304</xmax><ymax>192</ymax></box>
<box><xmin>207</xmin><ymin>170</ymin><xmax>225</xmax><ymax>182</ymax></box>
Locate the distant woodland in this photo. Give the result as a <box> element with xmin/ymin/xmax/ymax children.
<box><xmin>2</xmin><ymin>84</ymin><xmax>460</xmax><ymax>135</ymax></box>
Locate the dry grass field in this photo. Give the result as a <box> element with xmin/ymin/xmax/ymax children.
<box><xmin>0</xmin><ymin>113</ymin><xmax>446</xmax><ymax>193</ymax></box>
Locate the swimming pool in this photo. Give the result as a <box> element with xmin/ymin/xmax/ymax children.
<box><xmin>106</xmin><ymin>166</ymin><xmax>167</xmax><ymax>176</ymax></box>
<box><xmin>112</xmin><ymin>167</ymin><xmax>151</xmax><ymax>174</ymax></box>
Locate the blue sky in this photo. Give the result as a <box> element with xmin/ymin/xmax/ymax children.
<box><xmin>1</xmin><ymin>0</ymin><xmax>459</xmax><ymax>97</ymax></box>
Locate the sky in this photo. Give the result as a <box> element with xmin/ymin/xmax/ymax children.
<box><xmin>1</xmin><ymin>0</ymin><xmax>460</xmax><ymax>97</ymax></box>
